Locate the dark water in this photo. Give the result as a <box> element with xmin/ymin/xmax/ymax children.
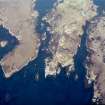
<box><xmin>0</xmin><ymin>0</ymin><xmax>104</xmax><ymax>105</ymax></box>
<box><xmin>0</xmin><ymin>25</ymin><xmax>19</xmax><ymax>59</ymax></box>
<box><xmin>93</xmin><ymin>0</ymin><xmax>105</xmax><ymax>15</ymax></box>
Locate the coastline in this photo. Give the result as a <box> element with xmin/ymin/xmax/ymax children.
<box><xmin>0</xmin><ymin>0</ymin><xmax>40</xmax><ymax>78</ymax></box>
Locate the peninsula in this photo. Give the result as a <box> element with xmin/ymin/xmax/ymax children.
<box><xmin>0</xmin><ymin>0</ymin><xmax>40</xmax><ymax>78</ymax></box>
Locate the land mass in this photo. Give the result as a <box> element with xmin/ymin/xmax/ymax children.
<box><xmin>0</xmin><ymin>0</ymin><xmax>40</xmax><ymax>78</ymax></box>
<box><xmin>86</xmin><ymin>16</ymin><xmax>105</xmax><ymax>103</ymax></box>
<box><xmin>44</xmin><ymin>0</ymin><xmax>96</xmax><ymax>76</ymax></box>
<box><xmin>1</xmin><ymin>0</ymin><xmax>105</xmax><ymax>104</ymax></box>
